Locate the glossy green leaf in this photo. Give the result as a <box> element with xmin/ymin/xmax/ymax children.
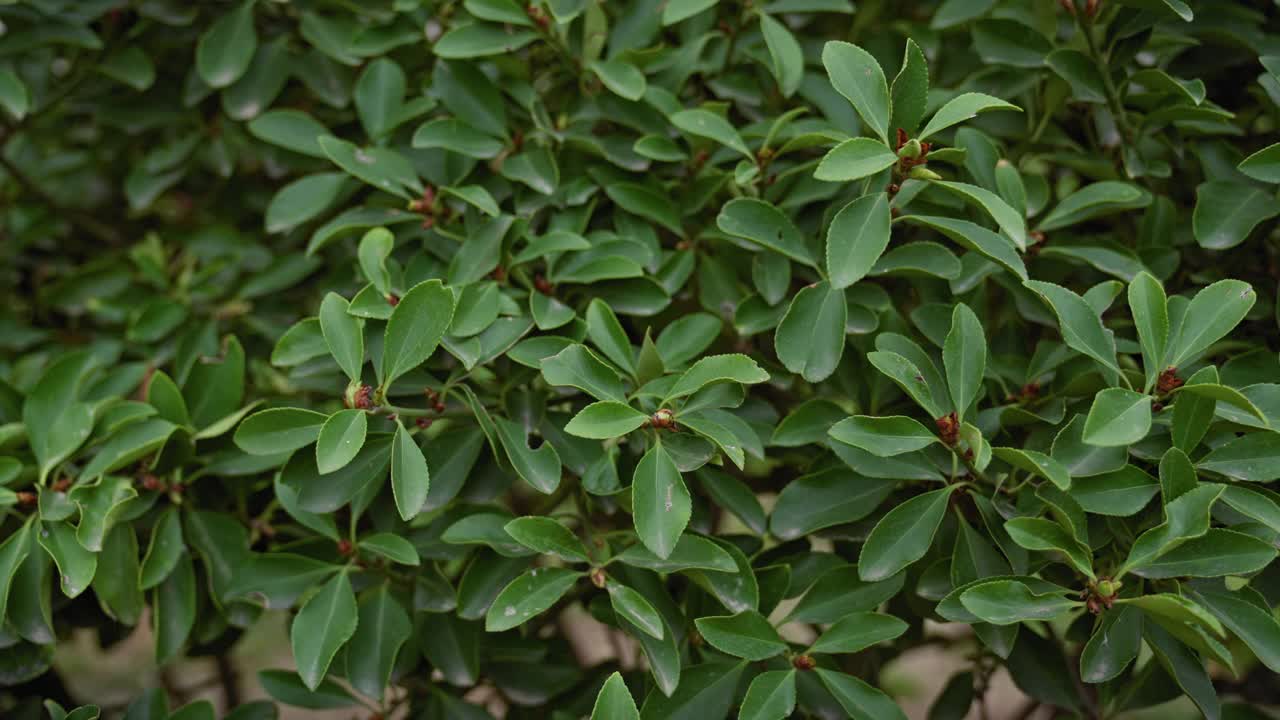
<box><xmin>775</xmin><ymin>281</ymin><xmax>846</xmax><ymax>382</ymax></box>
<box><xmin>315</xmin><ymin>409</ymin><xmax>368</xmax><ymax>474</ymax></box>
<box><xmin>291</xmin><ymin>571</ymin><xmax>358</xmax><ymax>691</ymax></box>
<box><xmin>485</xmin><ymin>567</ymin><xmax>581</xmax><ymax>631</ymax></box>
<box><xmin>814</xmin><ymin>138</ymin><xmax>898</xmax><ymax>182</ymax></box>
<box><xmin>631</xmin><ymin>443</ymin><xmax>691</xmax><ymax>559</ymax></box>
<box><xmin>381</xmin><ymin>279</ymin><xmax>455</xmax><ymax>386</ymax></box>
<box><xmin>826</xmin><ymin>192</ymin><xmax>891</xmax><ymax>289</ymax></box>
<box><xmin>859</xmin><ymin>486</ymin><xmax>957</xmax><ymax>581</ymax></box>
<box><xmin>822</xmin><ymin>41</ymin><xmax>890</xmax><ymax>143</ymax></box>
<box><xmin>390</xmin><ymin>421</ymin><xmax>430</xmax><ymax>521</ymax></box>
<box><xmin>695</xmin><ymin>611</ymin><xmax>786</xmax><ymax>660</ymax></box>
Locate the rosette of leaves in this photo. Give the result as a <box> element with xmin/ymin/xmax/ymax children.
<box><xmin>3</xmin><ymin>0</ymin><xmax>1280</xmax><ymax>718</ymax></box>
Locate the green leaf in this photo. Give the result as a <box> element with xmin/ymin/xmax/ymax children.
<box><xmin>993</xmin><ymin>447</ymin><xmax>1071</xmax><ymax>490</ymax></box>
<box><xmin>1004</xmin><ymin>517</ymin><xmax>1094</xmax><ymax>578</ymax></box>
<box><xmin>957</xmin><ymin>579</ymin><xmax>1080</xmax><ymax>625</ymax></box>
<box><xmin>759</xmin><ymin>14</ymin><xmax>803</xmax><ymax>98</ymax></box>
<box><xmin>717</xmin><ymin>198</ymin><xmax>815</xmax><ymax>266</ymax></box>
<box><xmin>291</xmin><ymin>571</ymin><xmax>358</xmax><ymax>691</ymax></box>
<box><xmin>139</xmin><ymin>508</ymin><xmax>184</xmax><ymax>590</ymax></box>
<box><xmin>930</xmin><ymin>181</ymin><xmax>1027</xmax><ymax>251</ymax></box>
<box><xmin>1129</xmin><ymin>528</ymin><xmax>1276</xmax><ymax>579</ymax></box>
<box><xmin>639</xmin><ymin>661</ymin><xmax>744</xmax><ymax>719</ymax></box>
<box><xmin>826</xmin><ymin>192</ymin><xmax>891</xmax><ymax>289</ymax></box>
<box><xmin>1128</xmin><ymin>272</ymin><xmax>1169</xmax><ymax>392</ymax></box>
<box><xmin>154</xmin><ymin>551</ymin><xmax>196</xmax><ymax>665</ymax></box>
<box><xmin>585</xmin><ymin>299</ymin><xmax>637</xmax><ymax>377</ymax></box>
<box><xmin>616</xmin><ymin>534</ymin><xmax>736</xmax><ymax>573</ymax></box>
<box><xmin>822</xmin><ymin>41</ymin><xmax>890</xmax><ymax>143</ymax></box>
<box><xmin>494</xmin><ymin>417</ymin><xmax>563</xmax><ymax>494</ymax></box>
<box><xmin>859</xmin><ymin>486</ymin><xmax>957</xmax><ymax>581</ymax></box>
<box><xmin>809</xmin><ymin>612</ymin><xmax>908</xmax><ymax>654</ymax></box>
<box><xmin>235</xmin><ymin>408</ymin><xmax>327</xmax><ymax>455</ymax></box>
<box><xmin>505</xmin><ymin>517</ymin><xmax>590</xmax><ymax>563</ymax></box>
<box><xmin>354</xmin><ymin>58</ymin><xmax>405</xmax><ymax>138</ymax></box>
<box><xmin>359</xmin><ymin>533</ymin><xmax>419</xmax><ymax>566</ymax></box>
<box><xmin>1185</xmin><ymin>582</ymin><xmax>1280</xmax><ymax>673</ymax></box>
<box><xmin>0</xmin><ymin>521</ymin><xmax>32</xmax><ymax>624</ymax></box>
<box><xmin>775</xmin><ymin>281</ymin><xmax>846</xmax><ymax>382</ymax></box>
<box><xmin>485</xmin><ymin>567</ymin><xmax>581</xmax><ymax>631</ymax></box>
<box><xmin>816</xmin><ymin>669</ymin><xmax>908</xmax><ymax>720</ymax></box>
<box><xmin>248</xmin><ymin>110</ymin><xmax>329</xmax><ymax>158</ymax></box>
<box><xmin>589</xmin><ymin>59</ymin><xmax>647</xmax><ymax>101</ymax></box>
<box><xmin>1082</xmin><ymin>388</ymin><xmax>1152</xmax><ymax>447</ymax></box>
<box><xmin>592</xmin><ymin>672</ymin><xmax>640</xmax><ymax>720</ymax></box>
<box><xmin>631</xmin><ymin>443</ymin><xmax>691</xmax><ymax>559</ymax></box>
<box><xmin>1143</xmin><ymin>623</ymin><xmax>1221</xmax><ymax>720</ymax></box>
<box><xmin>606</xmin><ymin>580</ymin><xmax>664</xmax><ymax>639</ymax></box>
<box><xmin>1038</xmin><ymin>181</ymin><xmax>1150</xmax><ymax>232</ymax></box>
<box><xmin>1023</xmin><ymin>280</ymin><xmax>1119</xmax><ymax>373</ymax></box>
<box><xmin>266</xmin><ymin>173</ymin><xmax>348</xmax><ymax>234</ymax></box>
<box><xmin>0</xmin><ymin>69</ymin><xmax>30</xmax><ymax>120</ymax></box>
<box><xmin>827</xmin><ymin>416</ymin><xmax>937</xmax><ymax>457</ymax></box>
<box><xmin>38</xmin><ymin>520</ymin><xmax>96</xmax><ymax>598</ymax></box>
<box><xmin>318</xmin><ymin>135</ymin><xmax>420</xmax><ymax>199</ymax></box>
<box><xmin>564</xmin><ymin>401</ymin><xmax>649</xmax><ymax>439</ymax></box>
<box><xmin>672</xmin><ymin>109</ymin><xmax>751</xmax><ymax>158</ymax></box>
<box><xmin>1198</xmin><ymin>431</ymin><xmax>1280</xmax><ymax>482</ymax></box>
<box><xmin>787</xmin><ymin>565</ymin><xmax>907</xmax><ymax>624</ymax></box>
<box><xmin>345</xmin><ymin>584</ymin><xmax>411</xmax><ymax>701</ymax></box>
<box><xmin>442</xmin><ymin>185</ymin><xmax>499</xmax><ymax>217</ymax></box>
<box><xmin>1193</xmin><ymin>181</ymin><xmax>1280</xmax><ymax>250</ymax></box>
<box><xmin>867</xmin><ymin>350</ymin><xmax>945</xmax><ymax>418</ymax></box>
<box><xmin>604</xmin><ymin>183</ymin><xmax>683</xmax><ymax>235</ymax></box>
<box><xmin>541</xmin><ymin>344</ymin><xmax>627</xmax><ymax>402</ymax></box>
<box><xmin>902</xmin><ymin>216</ymin><xmax>1026</xmax><ymax>280</ymax></box>
<box><xmin>814</xmin><ymin>138</ymin><xmax>898</xmax><ymax>182</ymax></box>
<box><xmin>695</xmin><ymin>611</ymin><xmax>787</xmax><ymax>660</ymax></box>
<box><xmin>381</xmin><ymin>279</ymin><xmax>455</xmax><ymax>387</ymax></box>
<box><xmin>1119</xmin><ymin>484</ymin><xmax>1223</xmax><ymax>575</ymax></box>
<box><xmin>1045</xmin><ymin>49</ymin><xmax>1106</xmax><ymax>103</ymax></box>
<box><xmin>662</xmin><ymin>0</ymin><xmax>718</xmax><ymax>24</ymax></box>
<box><xmin>412</xmin><ymin>118</ymin><xmax>504</xmax><ymax>159</ymax></box>
<box><xmin>890</xmin><ymin>39</ymin><xmax>929</xmax><ymax>136</ymax></box>
<box><xmin>943</xmin><ymin>303</ymin><xmax>985</xmax><ymax>420</ymax></box>
<box><xmin>434</xmin><ymin>23</ymin><xmax>538</xmax><ymax>58</ymax></box>
<box><xmin>665</xmin><ymin>354</ymin><xmax>770</xmax><ymax>401</ymax></box>
<box><xmin>390</xmin><ymin>421</ymin><xmax>429</xmax><ymax>521</ymax></box>
<box><xmin>770</xmin><ymin>468</ymin><xmax>895</xmax><ymax>540</ymax></box>
<box><xmin>919</xmin><ymin>93</ymin><xmax>1020</xmax><ymax>140</ymax></box>
<box><xmin>1168</xmin><ymin>279</ymin><xmax>1256</xmax><ymax>368</ymax></box>
<box><xmin>739</xmin><ymin>670</ymin><xmax>796</xmax><ymax>720</ymax></box>
<box><xmin>315</xmin><ymin>409</ymin><xmax>368</xmax><ymax>474</ymax></box>
<box><xmin>1238</xmin><ymin>142</ymin><xmax>1280</xmax><ymax>183</ymax></box>
<box><xmin>196</xmin><ymin>1</ymin><xmax>257</xmax><ymax>88</ymax></box>
<box><xmin>1080</xmin><ymin>605</ymin><xmax>1143</xmax><ymax>682</ymax></box>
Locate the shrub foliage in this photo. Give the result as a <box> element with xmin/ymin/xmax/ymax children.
<box><xmin>3</xmin><ymin>0</ymin><xmax>1280</xmax><ymax>718</ymax></box>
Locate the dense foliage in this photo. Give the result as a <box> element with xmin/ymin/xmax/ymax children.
<box><xmin>3</xmin><ymin>0</ymin><xmax>1280</xmax><ymax>717</ymax></box>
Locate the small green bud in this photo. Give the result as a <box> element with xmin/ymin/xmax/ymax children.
<box><xmin>909</xmin><ymin>166</ymin><xmax>942</xmax><ymax>181</ymax></box>
<box><xmin>898</xmin><ymin>138</ymin><xmax>923</xmax><ymax>159</ymax></box>
<box><xmin>1096</xmin><ymin>579</ymin><xmax>1121</xmax><ymax>597</ymax></box>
